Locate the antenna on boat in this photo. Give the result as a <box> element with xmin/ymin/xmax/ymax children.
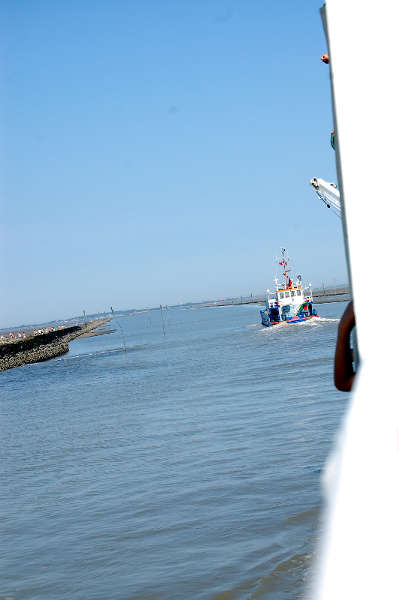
<box><xmin>277</xmin><ymin>248</ymin><xmax>292</xmax><ymax>288</ymax></box>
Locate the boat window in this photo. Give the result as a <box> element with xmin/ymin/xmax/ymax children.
<box><xmin>285</xmin><ymin>292</ymin><xmax>290</xmax><ymax>298</ymax></box>
<box><xmin>297</xmin><ymin>290</ymin><xmax>301</xmax><ymax>296</ymax></box>
<box><xmin>290</xmin><ymin>291</ymin><xmax>295</xmax><ymax>297</ymax></box>
<box><xmin>279</xmin><ymin>292</ymin><xmax>284</xmax><ymax>299</ymax></box>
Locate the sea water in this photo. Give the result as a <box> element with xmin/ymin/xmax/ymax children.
<box><xmin>0</xmin><ymin>302</ymin><xmax>349</xmax><ymax>600</ymax></box>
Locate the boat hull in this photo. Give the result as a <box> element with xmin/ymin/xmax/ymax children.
<box><xmin>260</xmin><ymin>309</ymin><xmax>317</xmax><ymax>327</ymax></box>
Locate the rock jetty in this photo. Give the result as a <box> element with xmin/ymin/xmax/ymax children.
<box><xmin>0</xmin><ymin>319</ymin><xmax>110</xmax><ymax>372</ymax></box>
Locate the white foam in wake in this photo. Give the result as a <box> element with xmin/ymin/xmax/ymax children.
<box><xmin>257</xmin><ymin>316</ymin><xmax>339</xmax><ymax>332</ymax></box>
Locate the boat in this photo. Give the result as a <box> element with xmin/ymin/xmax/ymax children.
<box><xmin>260</xmin><ymin>249</ymin><xmax>317</xmax><ymax>326</ymax></box>
<box><xmin>310</xmin><ymin>177</ymin><xmax>341</xmax><ymax>217</ymax></box>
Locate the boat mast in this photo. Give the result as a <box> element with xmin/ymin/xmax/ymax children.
<box><xmin>279</xmin><ymin>248</ymin><xmax>291</xmax><ymax>288</ymax></box>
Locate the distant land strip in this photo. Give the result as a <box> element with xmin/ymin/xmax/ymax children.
<box><xmin>0</xmin><ymin>318</ymin><xmax>111</xmax><ymax>372</ymax></box>
<box><xmin>194</xmin><ymin>287</ymin><xmax>350</xmax><ymax>308</ymax></box>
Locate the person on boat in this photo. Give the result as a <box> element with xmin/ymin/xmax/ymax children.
<box><xmin>334</xmin><ymin>301</ymin><xmax>356</xmax><ymax>391</ymax></box>
<box><xmin>270</xmin><ymin>307</ymin><xmax>279</xmax><ymax>323</ymax></box>
<box><xmin>330</xmin><ymin>128</ymin><xmax>335</xmax><ymax>150</ymax></box>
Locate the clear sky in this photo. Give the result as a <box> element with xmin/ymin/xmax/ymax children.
<box><xmin>1</xmin><ymin>0</ymin><xmax>346</xmax><ymax>327</ymax></box>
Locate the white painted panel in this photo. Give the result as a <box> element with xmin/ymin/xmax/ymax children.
<box><xmin>312</xmin><ymin>3</ymin><xmax>399</xmax><ymax>600</ymax></box>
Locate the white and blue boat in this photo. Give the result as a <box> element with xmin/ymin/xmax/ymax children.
<box><xmin>260</xmin><ymin>249</ymin><xmax>317</xmax><ymax>327</ymax></box>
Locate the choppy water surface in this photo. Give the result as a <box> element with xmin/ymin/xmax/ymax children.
<box><xmin>1</xmin><ymin>303</ymin><xmax>349</xmax><ymax>600</ymax></box>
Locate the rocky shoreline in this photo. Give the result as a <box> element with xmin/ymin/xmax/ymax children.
<box><xmin>0</xmin><ymin>319</ymin><xmax>111</xmax><ymax>372</ymax></box>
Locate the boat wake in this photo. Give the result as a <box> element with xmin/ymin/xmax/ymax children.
<box><xmin>311</xmin><ymin>316</ymin><xmax>339</xmax><ymax>323</ymax></box>
<box><xmin>257</xmin><ymin>316</ymin><xmax>339</xmax><ymax>333</ymax></box>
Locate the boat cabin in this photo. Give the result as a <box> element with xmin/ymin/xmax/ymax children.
<box><xmin>275</xmin><ymin>285</ymin><xmax>304</xmax><ymax>307</ymax></box>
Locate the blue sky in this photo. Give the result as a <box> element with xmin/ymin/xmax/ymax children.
<box><xmin>1</xmin><ymin>1</ymin><xmax>345</xmax><ymax>326</ymax></box>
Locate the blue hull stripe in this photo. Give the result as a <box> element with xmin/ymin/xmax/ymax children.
<box><xmin>260</xmin><ymin>316</ymin><xmax>316</xmax><ymax>327</ymax></box>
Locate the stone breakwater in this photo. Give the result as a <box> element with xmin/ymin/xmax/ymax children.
<box><xmin>0</xmin><ymin>319</ymin><xmax>110</xmax><ymax>372</ymax></box>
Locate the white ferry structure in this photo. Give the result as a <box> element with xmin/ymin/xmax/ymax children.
<box><xmin>310</xmin><ymin>177</ymin><xmax>341</xmax><ymax>217</ymax></box>
<box><xmin>260</xmin><ymin>249</ymin><xmax>317</xmax><ymax>327</ymax></box>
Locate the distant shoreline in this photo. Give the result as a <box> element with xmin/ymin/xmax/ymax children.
<box><xmin>193</xmin><ymin>288</ymin><xmax>350</xmax><ymax>309</ymax></box>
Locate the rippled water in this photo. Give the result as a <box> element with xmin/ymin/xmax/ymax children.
<box><xmin>0</xmin><ymin>303</ymin><xmax>349</xmax><ymax>600</ymax></box>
